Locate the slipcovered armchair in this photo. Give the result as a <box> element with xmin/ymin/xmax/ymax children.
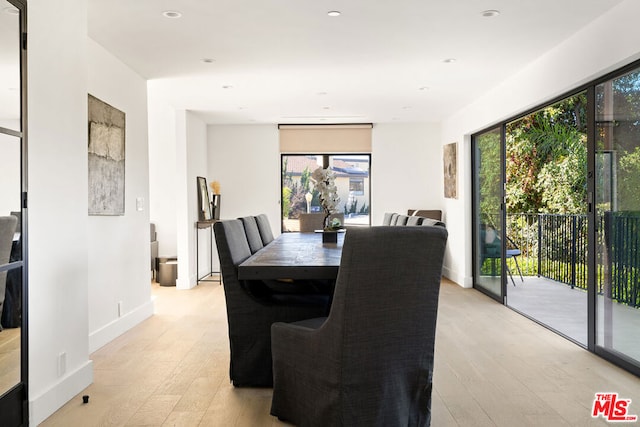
<box><xmin>270</xmin><ymin>226</ymin><xmax>448</xmax><ymax>426</ymax></box>
<box><xmin>0</xmin><ymin>215</ymin><xmax>18</xmax><ymax>329</ymax></box>
<box><xmin>213</xmin><ymin>219</ymin><xmax>329</xmax><ymax>387</ymax></box>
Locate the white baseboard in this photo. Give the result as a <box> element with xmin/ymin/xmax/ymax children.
<box><xmin>29</xmin><ymin>360</ymin><xmax>93</xmax><ymax>426</ymax></box>
<box><xmin>88</xmin><ymin>298</ymin><xmax>154</xmax><ymax>353</ymax></box>
<box><xmin>442</xmin><ymin>266</ymin><xmax>472</xmax><ymax>288</ymax></box>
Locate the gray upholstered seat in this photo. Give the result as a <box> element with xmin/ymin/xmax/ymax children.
<box><xmin>382</xmin><ymin>212</ymin><xmax>395</xmax><ymax>225</ymax></box>
<box><xmin>213</xmin><ymin>219</ymin><xmax>329</xmax><ymax>387</ymax></box>
<box><xmin>421</xmin><ymin>218</ymin><xmax>446</xmax><ymax>228</ymax></box>
<box><xmin>254</xmin><ymin>213</ymin><xmax>275</xmax><ymax>245</ymax></box>
<box><xmin>239</xmin><ymin>216</ymin><xmax>264</xmax><ymax>254</ymax></box>
<box><xmin>406</xmin><ymin>215</ymin><xmax>423</xmax><ymax>226</ymax></box>
<box><xmin>394</xmin><ymin>214</ymin><xmax>410</xmax><ymax>226</ymax></box>
<box><xmin>270</xmin><ymin>226</ymin><xmax>448</xmax><ymax>426</ymax></box>
<box><xmin>0</xmin><ymin>216</ymin><xmax>18</xmax><ymax>330</ymax></box>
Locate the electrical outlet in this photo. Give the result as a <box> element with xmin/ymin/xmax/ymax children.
<box><xmin>58</xmin><ymin>352</ymin><xmax>66</xmax><ymax>377</ymax></box>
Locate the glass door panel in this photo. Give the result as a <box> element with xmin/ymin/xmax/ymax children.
<box><xmin>595</xmin><ymin>69</ymin><xmax>640</xmax><ymax>363</ymax></box>
<box><xmin>473</xmin><ymin>127</ymin><xmax>504</xmax><ymax>299</ymax></box>
<box><xmin>504</xmin><ymin>94</ymin><xmax>588</xmax><ymax>346</ymax></box>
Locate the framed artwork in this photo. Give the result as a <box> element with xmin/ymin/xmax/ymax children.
<box><xmin>88</xmin><ymin>94</ymin><xmax>126</xmax><ymax>215</ymax></box>
<box><xmin>443</xmin><ymin>142</ymin><xmax>458</xmax><ymax>199</ymax></box>
<box><xmin>197</xmin><ymin>176</ymin><xmax>212</xmax><ymax>221</ymax></box>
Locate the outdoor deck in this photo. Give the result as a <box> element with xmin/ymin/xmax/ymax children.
<box><xmin>505</xmin><ymin>275</ymin><xmax>640</xmax><ymax>362</ymax></box>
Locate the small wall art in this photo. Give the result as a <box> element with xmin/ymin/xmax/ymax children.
<box><xmin>443</xmin><ymin>142</ymin><xmax>458</xmax><ymax>199</ymax></box>
<box><xmin>88</xmin><ymin>94</ymin><xmax>126</xmax><ymax>215</ymax></box>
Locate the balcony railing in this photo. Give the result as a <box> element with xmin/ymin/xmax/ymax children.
<box><xmin>505</xmin><ymin>212</ymin><xmax>640</xmax><ymax>308</ymax></box>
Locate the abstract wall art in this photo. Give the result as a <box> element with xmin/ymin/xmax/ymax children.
<box><xmin>88</xmin><ymin>94</ymin><xmax>126</xmax><ymax>215</ymax></box>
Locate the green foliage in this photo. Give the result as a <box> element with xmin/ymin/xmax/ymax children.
<box><xmin>282</xmin><ymin>187</ymin><xmax>291</xmax><ymax>219</ymax></box>
<box><xmin>505</xmin><ymin>93</ymin><xmax>588</xmax><ymax>215</ymax></box>
<box><xmin>617</xmin><ymin>147</ymin><xmax>640</xmax><ymax>210</ymax></box>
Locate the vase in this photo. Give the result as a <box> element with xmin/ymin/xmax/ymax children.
<box><xmin>322</xmin><ymin>230</ymin><xmax>338</xmax><ymax>244</ymax></box>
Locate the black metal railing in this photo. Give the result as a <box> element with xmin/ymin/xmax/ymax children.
<box><xmin>504</xmin><ymin>211</ymin><xmax>640</xmax><ymax>307</ymax></box>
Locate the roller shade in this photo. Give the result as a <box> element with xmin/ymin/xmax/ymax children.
<box><xmin>279</xmin><ymin>124</ymin><xmax>372</xmax><ymax>153</ymax></box>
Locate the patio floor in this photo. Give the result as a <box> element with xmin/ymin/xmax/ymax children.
<box><xmin>505</xmin><ymin>275</ymin><xmax>640</xmax><ymax>363</ymax></box>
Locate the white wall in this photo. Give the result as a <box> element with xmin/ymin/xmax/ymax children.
<box><xmin>86</xmin><ymin>39</ymin><xmax>153</xmax><ymax>351</ymax></box>
<box><xmin>148</xmin><ymin>91</ymin><xmax>178</xmax><ymax>258</ymax></box>
<box><xmin>441</xmin><ymin>0</ymin><xmax>640</xmax><ymax>288</ymax></box>
<box><xmin>371</xmin><ymin>123</ymin><xmax>443</xmax><ymax>225</ymax></box>
<box><xmin>175</xmin><ymin>110</ymin><xmax>208</xmax><ymax>289</ymax></box>
<box><xmin>28</xmin><ymin>1</ymin><xmax>91</xmax><ymax>424</ymax></box>
<box><xmin>207</xmin><ymin>125</ymin><xmax>282</xmax><ymax>237</ymax></box>
<box><xmin>206</xmin><ymin>123</ymin><xmax>445</xmax><ymax>259</ymax></box>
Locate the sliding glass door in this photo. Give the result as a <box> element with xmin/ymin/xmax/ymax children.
<box><xmin>472</xmin><ymin>127</ymin><xmax>504</xmax><ymax>300</ymax></box>
<box><xmin>595</xmin><ymin>68</ymin><xmax>640</xmax><ymax>367</ymax></box>
<box><xmin>472</xmin><ymin>61</ymin><xmax>640</xmax><ymax>376</ymax></box>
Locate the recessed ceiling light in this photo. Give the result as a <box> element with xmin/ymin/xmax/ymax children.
<box><xmin>481</xmin><ymin>9</ymin><xmax>500</xmax><ymax>17</ymax></box>
<box><xmin>3</xmin><ymin>6</ymin><xmax>19</xmax><ymax>15</ymax></box>
<box><xmin>317</xmin><ymin>91</ymin><xmax>328</xmax><ymax>96</ymax></box>
<box><xmin>419</xmin><ymin>86</ymin><xmax>429</xmax><ymax>91</ymax></box>
<box><xmin>327</xmin><ymin>11</ymin><xmax>341</xmax><ymax>17</ymax></box>
<box><xmin>323</xmin><ymin>106</ymin><xmax>331</xmax><ymax>110</ymax></box>
<box><xmin>201</xmin><ymin>58</ymin><xmax>215</xmax><ymax>63</ymax></box>
<box><xmin>162</xmin><ymin>10</ymin><xmax>182</xmax><ymax>18</ymax></box>
<box><xmin>222</xmin><ymin>85</ymin><xmax>233</xmax><ymax>89</ymax></box>
<box><xmin>443</xmin><ymin>58</ymin><xmax>457</xmax><ymax>63</ymax></box>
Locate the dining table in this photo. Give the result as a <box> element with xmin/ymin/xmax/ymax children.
<box><xmin>237</xmin><ymin>231</ymin><xmax>345</xmax><ymax>280</ymax></box>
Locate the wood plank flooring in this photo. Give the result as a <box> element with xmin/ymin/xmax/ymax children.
<box><xmin>40</xmin><ymin>278</ymin><xmax>640</xmax><ymax>426</ymax></box>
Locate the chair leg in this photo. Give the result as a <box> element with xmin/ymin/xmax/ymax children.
<box><xmin>506</xmin><ymin>265</ymin><xmax>516</xmax><ymax>286</ymax></box>
<box><xmin>512</xmin><ymin>256</ymin><xmax>524</xmax><ymax>282</ymax></box>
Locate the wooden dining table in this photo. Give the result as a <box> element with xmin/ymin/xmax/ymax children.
<box><xmin>237</xmin><ymin>231</ymin><xmax>345</xmax><ymax>280</ymax></box>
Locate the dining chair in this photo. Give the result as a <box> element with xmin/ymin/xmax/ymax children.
<box><xmin>394</xmin><ymin>214</ymin><xmax>410</xmax><ymax>225</ymax></box>
<box><xmin>406</xmin><ymin>215</ymin><xmax>423</xmax><ymax>226</ymax></box>
<box><xmin>254</xmin><ymin>213</ymin><xmax>275</xmax><ymax>245</ymax></box>
<box><xmin>239</xmin><ymin>216</ymin><xmax>264</xmax><ymax>254</ymax></box>
<box><xmin>270</xmin><ymin>226</ymin><xmax>448</xmax><ymax>426</ymax></box>
<box><xmin>213</xmin><ymin>219</ymin><xmax>329</xmax><ymax>387</ymax></box>
<box><xmin>0</xmin><ymin>216</ymin><xmax>18</xmax><ymax>330</ymax></box>
<box><xmin>382</xmin><ymin>212</ymin><xmax>395</xmax><ymax>225</ymax></box>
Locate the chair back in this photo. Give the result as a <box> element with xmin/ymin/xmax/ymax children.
<box><xmin>0</xmin><ymin>216</ymin><xmax>17</xmax><ymax>265</ymax></box>
<box><xmin>0</xmin><ymin>216</ymin><xmax>18</xmax><ymax>295</ymax></box>
<box><xmin>325</xmin><ymin>226</ymin><xmax>447</xmax><ymax>420</ymax></box>
<box><xmin>214</xmin><ymin>220</ymin><xmax>252</xmax><ymax>280</ymax></box>
<box><xmin>254</xmin><ymin>214</ymin><xmax>275</xmax><ymax>245</ymax></box>
<box><xmin>394</xmin><ymin>214</ymin><xmax>409</xmax><ymax>226</ymax></box>
<box><xmin>381</xmin><ymin>212</ymin><xmax>394</xmax><ymax>226</ymax></box>
<box><xmin>239</xmin><ymin>216</ymin><xmax>264</xmax><ymax>254</ymax></box>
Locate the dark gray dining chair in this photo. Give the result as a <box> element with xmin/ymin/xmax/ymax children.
<box><xmin>239</xmin><ymin>216</ymin><xmax>264</xmax><ymax>254</ymax></box>
<box><xmin>213</xmin><ymin>219</ymin><xmax>329</xmax><ymax>387</ymax></box>
<box><xmin>270</xmin><ymin>226</ymin><xmax>448</xmax><ymax>426</ymax></box>
<box><xmin>0</xmin><ymin>216</ymin><xmax>18</xmax><ymax>330</ymax></box>
<box><xmin>254</xmin><ymin>213</ymin><xmax>275</xmax><ymax>245</ymax></box>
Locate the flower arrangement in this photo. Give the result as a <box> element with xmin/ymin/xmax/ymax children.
<box><xmin>311</xmin><ymin>167</ymin><xmax>341</xmax><ymax>230</ymax></box>
<box><xmin>209</xmin><ymin>180</ymin><xmax>221</xmax><ymax>194</ymax></box>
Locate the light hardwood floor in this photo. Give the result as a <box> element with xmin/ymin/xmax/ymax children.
<box><xmin>40</xmin><ymin>278</ymin><xmax>640</xmax><ymax>426</ymax></box>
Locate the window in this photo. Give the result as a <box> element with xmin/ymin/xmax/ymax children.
<box><xmin>349</xmin><ymin>178</ymin><xmax>364</xmax><ymax>195</ymax></box>
<box><xmin>281</xmin><ymin>154</ymin><xmax>371</xmax><ymax>232</ymax></box>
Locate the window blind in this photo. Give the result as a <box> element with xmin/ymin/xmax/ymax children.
<box><xmin>279</xmin><ymin>124</ymin><xmax>372</xmax><ymax>153</ymax></box>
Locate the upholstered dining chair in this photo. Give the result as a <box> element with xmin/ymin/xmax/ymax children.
<box><xmin>213</xmin><ymin>219</ymin><xmax>329</xmax><ymax>387</ymax></box>
<box><xmin>270</xmin><ymin>226</ymin><xmax>448</xmax><ymax>426</ymax></box>
<box><xmin>239</xmin><ymin>216</ymin><xmax>264</xmax><ymax>254</ymax></box>
<box><xmin>254</xmin><ymin>213</ymin><xmax>275</xmax><ymax>246</ymax></box>
<box><xmin>382</xmin><ymin>212</ymin><xmax>395</xmax><ymax>225</ymax></box>
<box><xmin>0</xmin><ymin>216</ymin><xmax>18</xmax><ymax>330</ymax></box>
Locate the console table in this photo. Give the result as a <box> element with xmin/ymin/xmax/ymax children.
<box><xmin>196</xmin><ymin>220</ymin><xmax>221</xmax><ymax>283</ymax></box>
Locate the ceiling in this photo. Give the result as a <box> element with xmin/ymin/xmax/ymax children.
<box><xmin>86</xmin><ymin>1</ymin><xmax>622</xmax><ymax>125</ymax></box>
